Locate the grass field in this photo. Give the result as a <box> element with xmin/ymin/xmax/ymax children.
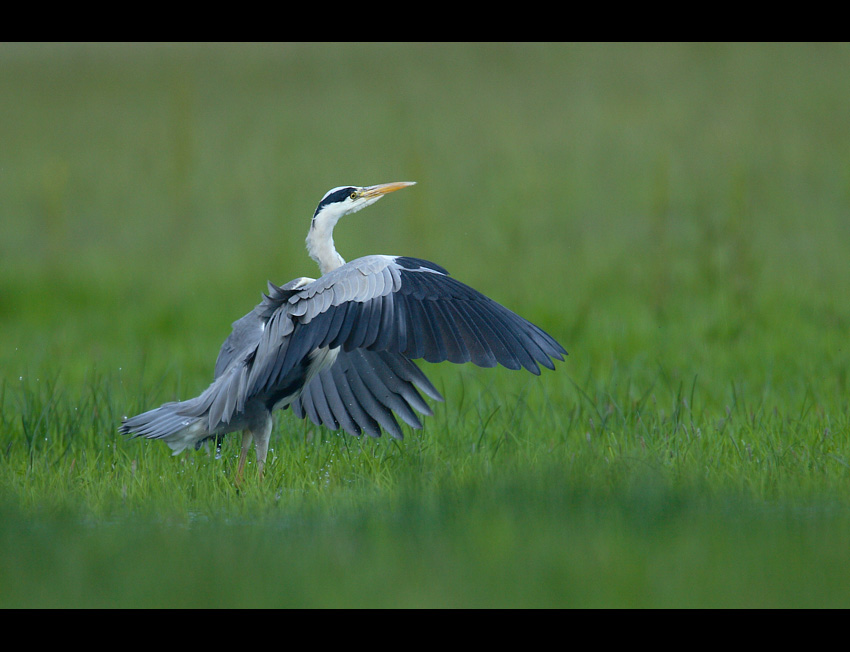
<box><xmin>2</xmin><ymin>43</ymin><xmax>850</xmax><ymax>608</ymax></box>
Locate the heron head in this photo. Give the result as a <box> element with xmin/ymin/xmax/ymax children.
<box><xmin>307</xmin><ymin>181</ymin><xmax>415</xmax><ymax>274</ymax></box>
<box><xmin>311</xmin><ymin>181</ymin><xmax>416</xmax><ymax>226</ymax></box>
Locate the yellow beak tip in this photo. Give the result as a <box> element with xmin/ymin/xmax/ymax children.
<box><xmin>363</xmin><ymin>181</ymin><xmax>417</xmax><ymax>198</ymax></box>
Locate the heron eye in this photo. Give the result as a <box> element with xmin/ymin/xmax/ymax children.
<box><xmin>350</xmin><ymin>191</ymin><xmax>357</xmax><ymax>200</ymax></box>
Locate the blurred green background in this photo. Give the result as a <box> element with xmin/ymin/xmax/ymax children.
<box><xmin>3</xmin><ymin>43</ymin><xmax>848</xmax><ymax>389</ymax></box>
<box><xmin>1</xmin><ymin>43</ymin><xmax>850</xmax><ymax>607</ymax></box>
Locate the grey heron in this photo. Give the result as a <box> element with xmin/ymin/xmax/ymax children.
<box><xmin>119</xmin><ymin>182</ymin><xmax>566</xmax><ymax>482</ymax></box>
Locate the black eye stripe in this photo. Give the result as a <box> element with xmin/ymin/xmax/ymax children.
<box><xmin>313</xmin><ymin>187</ymin><xmax>357</xmax><ymax>218</ymax></box>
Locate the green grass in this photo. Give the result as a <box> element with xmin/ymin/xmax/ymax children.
<box><xmin>2</xmin><ymin>43</ymin><xmax>850</xmax><ymax>607</ymax></box>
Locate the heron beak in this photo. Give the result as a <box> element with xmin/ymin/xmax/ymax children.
<box><xmin>359</xmin><ymin>181</ymin><xmax>416</xmax><ymax>199</ymax></box>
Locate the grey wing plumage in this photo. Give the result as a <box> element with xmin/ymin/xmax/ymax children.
<box><xmin>246</xmin><ymin>255</ymin><xmax>566</xmax><ymax>398</ymax></box>
<box><xmin>192</xmin><ymin>255</ymin><xmax>564</xmax><ymax>437</ymax></box>
<box><xmin>214</xmin><ymin>277</ymin><xmax>308</xmax><ymax>379</ymax></box>
<box><xmin>386</xmin><ymin>257</ymin><xmax>567</xmax><ymax>371</ymax></box>
<box><xmin>291</xmin><ymin>348</ymin><xmax>444</xmax><ymax>439</ymax></box>
<box><xmin>214</xmin><ymin>311</ymin><xmax>263</xmax><ymax>379</ymax></box>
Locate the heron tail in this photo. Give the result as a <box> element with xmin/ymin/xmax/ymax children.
<box><xmin>118</xmin><ymin>401</ymin><xmax>208</xmax><ymax>455</ymax></box>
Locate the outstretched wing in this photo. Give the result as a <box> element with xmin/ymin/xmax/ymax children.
<box><xmin>246</xmin><ymin>255</ymin><xmax>566</xmax><ymax>399</ymax></box>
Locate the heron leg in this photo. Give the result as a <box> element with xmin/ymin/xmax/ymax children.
<box><xmin>253</xmin><ymin>414</ymin><xmax>273</xmax><ymax>478</ymax></box>
<box><xmin>235</xmin><ymin>429</ymin><xmax>254</xmax><ymax>485</ymax></box>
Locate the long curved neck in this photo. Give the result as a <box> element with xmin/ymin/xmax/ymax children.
<box><xmin>306</xmin><ymin>212</ymin><xmax>346</xmax><ymax>275</ymax></box>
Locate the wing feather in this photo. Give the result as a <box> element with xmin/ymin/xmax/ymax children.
<box><xmin>442</xmin><ymin>300</ymin><xmax>497</xmax><ymax>367</ymax></box>
<box><xmin>349</xmin><ymin>352</ymin><xmax>427</xmax><ymax>427</ymax></box>
<box><xmin>318</xmin><ymin>367</ymin><xmax>359</xmax><ymax>435</ymax></box>
<box><xmin>345</xmin><ymin>298</ymin><xmax>376</xmax><ymax>350</ymax></box>
<box><xmin>300</xmin><ymin>371</ymin><xmax>338</xmax><ymax>430</ymax></box>
<box><xmin>290</xmin><ymin>349</ymin><xmax>442</xmax><ymax>440</ymax></box>
<box><xmin>407</xmin><ymin>294</ymin><xmax>446</xmax><ymax>363</ymax></box>
<box><xmin>371</xmin><ymin>293</ymin><xmax>396</xmax><ymax>352</ymax></box>
<box><xmin>458</xmin><ymin>299</ymin><xmax>522</xmax><ymax>370</ymax></box>
<box><xmin>338</xmin><ymin>364</ymin><xmax>396</xmax><ymax>438</ymax></box>
<box><xmin>473</xmin><ymin>300</ymin><xmax>538</xmax><ymax>372</ymax></box>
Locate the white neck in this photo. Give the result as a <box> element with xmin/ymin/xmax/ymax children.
<box><xmin>306</xmin><ymin>211</ymin><xmax>346</xmax><ymax>275</ymax></box>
